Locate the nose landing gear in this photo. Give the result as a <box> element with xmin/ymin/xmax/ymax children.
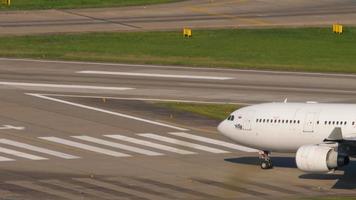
<box><xmin>259</xmin><ymin>151</ymin><xmax>273</xmax><ymax>169</ymax></box>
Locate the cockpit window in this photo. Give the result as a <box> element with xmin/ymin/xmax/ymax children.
<box><xmin>227</xmin><ymin>115</ymin><xmax>235</xmax><ymax>121</ymax></box>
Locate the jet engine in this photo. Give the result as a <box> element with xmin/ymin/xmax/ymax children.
<box><xmin>296</xmin><ymin>144</ymin><xmax>349</xmax><ymax>172</ymax></box>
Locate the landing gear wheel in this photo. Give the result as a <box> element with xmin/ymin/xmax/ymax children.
<box><xmin>260</xmin><ymin>160</ymin><xmax>273</xmax><ymax>169</ymax></box>
<box><xmin>259</xmin><ymin>151</ymin><xmax>273</xmax><ymax>170</ymax></box>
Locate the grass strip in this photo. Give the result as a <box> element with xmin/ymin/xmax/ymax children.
<box><xmin>0</xmin><ymin>28</ymin><xmax>355</xmax><ymax>73</ymax></box>
<box><xmin>0</xmin><ymin>0</ymin><xmax>179</xmax><ymax>10</ymax></box>
<box><xmin>155</xmin><ymin>102</ymin><xmax>241</xmax><ymax>120</ymax></box>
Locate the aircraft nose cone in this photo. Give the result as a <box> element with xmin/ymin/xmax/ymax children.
<box><xmin>217</xmin><ymin>120</ymin><xmax>227</xmax><ymax>135</ymax></box>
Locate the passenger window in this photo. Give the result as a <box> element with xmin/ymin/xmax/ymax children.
<box><xmin>336</xmin><ymin>121</ymin><xmax>339</xmax><ymax>125</ymax></box>
<box><xmin>324</xmin><ymin>121</ymin><xmax>327</xmax><ymax>125</ymax></box>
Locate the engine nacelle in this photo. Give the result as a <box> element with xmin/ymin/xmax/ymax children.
<box><xmin>296</xmin><ymin>145</ymin><xmax>349</xmax><ymax>173</ymax></box>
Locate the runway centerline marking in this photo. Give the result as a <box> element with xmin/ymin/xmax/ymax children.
<box><xmin>0</xmin><ymin>81</ymin><xmax>133</xmax><ymax>91</ymax></box>
<box><xmin>27</xmin><ymin>93</ymin><xmax>189</xmax><ymax>131</ymax></box>
<box><xmin>105</xmin><ymin>135</ymin><xmax>196</xmax><ymax>155</ymax></box>
<box><xmin>72</xmin><ymin>136</ymin><xmax>163</xmax><ymax>156</ymax></box>
<box><xmin>139</xmin><ymin>133</ymin><xmax>229</xmax><ymax>154</ymax></box>
<box><xmin>39</xmin><ymin>137</ymin><xmax>131</xmax><ymax>157</ymax></box>
<box><xmin>0</xmin><ymin>139</ymin><xmax>79</xmax><ymax>159</ymax></box>
<box><xmin>168</xmin><ymin>132</ymin><xmax>258</xmax><ymax>152</ymax></box>
<box><xmin>77</xmin><ymin>70</ymin><xmax>234</xmax><ymax>80</ymax></box>
<box><xmin>0</xmin><ymin>125</ymin><xmax>25</xmax><ymax>130</ymax></box>
<box><xmin>4</xmin><ymin>57</ymin><xmax>356</xmax><ymax>79</ymax></box>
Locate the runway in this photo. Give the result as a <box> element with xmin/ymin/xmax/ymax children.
<box><xmin>2</xmin><ymin>58</ymin><xmax>356</xmax><ymax>103</ymax></box>
<box><xmin>0</xmin><ymin>58</ymin><xmax>355</xmax><ymax>199</ymax></box>
<box><xmin>1</xmin><ymin>0</ymin><xmax>356</xmax><ymax>35</ymax></box>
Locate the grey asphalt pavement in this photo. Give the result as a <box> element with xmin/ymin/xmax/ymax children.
<box><xmin>0</xmin><ymin>58</ymin><xmax>355</xmax><ymax>199</ymax></box>
<box><xmin>1</xmin><ymin>0</ymin><xmax>356</xmax><ymax>35</ymax></box>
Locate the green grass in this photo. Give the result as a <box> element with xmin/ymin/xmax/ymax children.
<box><xmin>0</xmin><ymin>28</ymin><xmax>356</xmax><ymax>73</ymax></box>
<box><xmin>155</xmin><ymin>102</ymin><xmax>242</xmax><ymax>120</ymax></box>
<box><xmin>0</xmin><ymin>0</ymin><xmax>178</xmax><ymax>10</ymax></box>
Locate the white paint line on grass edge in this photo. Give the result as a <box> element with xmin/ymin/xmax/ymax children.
<box><xmin>26</xmin><ymin>93</ymin><xmax>188</xmax><ymax>131</ymax></box>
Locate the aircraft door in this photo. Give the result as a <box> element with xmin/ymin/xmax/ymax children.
<box><xmin>241</xmin><ymin>111</ymin><xmax>255</xmax><ymax>131</ymax></box>
<box><xmin>303</xmin><ymin>112</ymin><xmax>317</xmax><ymax>133</ymax></box>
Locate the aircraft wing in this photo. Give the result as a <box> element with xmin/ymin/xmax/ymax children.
<box><xmin>343</xmin><ymin>137</ymin><xmax>356</xmax><ymax>141</ymax></box>
<box><xmin>323</xmin><ymin>128</ymin><xmax>356</xmax><ymax>156</ymax></box>
<box><xmin>325</xmin><ymin>127</ymin><xmax>356</xmax><ymax>142</ymax></box>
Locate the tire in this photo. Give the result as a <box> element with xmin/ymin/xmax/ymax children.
<box><xmin>261</xmin><ymin>161</ymin><xmax>269</xmax><ymax>169</ymax></box>
<box><xmin>261</xmin><ymin>160</ymin><xmax>273</xmax><ymax>169</ymax></box>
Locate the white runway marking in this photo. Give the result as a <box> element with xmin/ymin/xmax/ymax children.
<box><xmin>0</xmin><ymin>125</ymin><xmax>25</xmax><ymax>130</ymax></box>
<box><xmin>139</xmin><ymin>134</ymin><xmax>229</xmax><ymax>154</ymax></box>
<box><xmin>38</xmin><ymin>93</ymin><xmax>250</xmax><ymax>105</ymax></box>
<box><xmin>72</xmin><ymin>136</ymin><xmax>163</xmax><ymax>156</ymax></box>
<box><xmin>0</xmin><ymin>139</ymin><xmax>80</xmax><ymax>159</ymax></box>
<box><xmin>105</xmin><ymin>135</ymin><xmax>196</xmax><ymax>155</ymax></box>
<box><xmin>39</xmin><ymin>137</ymin><xmax>130</xmax><ymax>157</ymax></box>
<box><xmin>3</xmin><ymin>57</ymin><xmax>356</xmax><ymax>79</ymax></box>
<box><xmin>27</xmin><ymin>93</ymin><xmax>188</xmax><ymax>131</ymax></box>
<box><xmin>168</xmin><ymin>132</ymin><xmax>258</xmax><ymax>152</ymax></box>
<box><xmin>0</xmin><ymin>146</ymin><xmax>47</xmax><ymax>160</ymax></box>
<box><xmin>0</xmin><ymin>81</ymin><xmax>133</xmax><ymax>91</ymax></box>
<box><xmin>0</xmin><ymin>156</ymin><xmax>14</xmax><ymax>162</ymax></box>
<box><xmin>78</xmin><ymin>70</ymin><xmax>234</xmax><ymax>80</ymax></box>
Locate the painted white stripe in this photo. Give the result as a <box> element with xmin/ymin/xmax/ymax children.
<box><xmin>0</xmin><ymin>156</ymin><xmax>14</xmax><ymax>162</ymax></box>
<box><xmin>139</xmin><ymin>134</ymin><xmax>229</xmax><ymax>154</ymax></box>
<box><xmin>0</xmin><ymin>146</ymin><xmax>47</xmax><ymax>160</ymax></box>
<box><xmin>4</xmin><ymin>57</ymin><xmax>356</xmax><ymax>79</ymax></box>
<box><xmin>72</xmin><ymin>136</ymin><xmax>163</xmax><ymax>156</ymax></box>
<box><xmin>78</xmin><ymin>70</ymin><xmax>234</xmax><ymax>80</ymax></box>
<box><xmin>0</xmin><ymin>125</ymin><xmax>25</xmax><ymax>130</ymax></box>
<box><xmin>37</xmin><ymin>93</ymin><xmax>250</xmax><ymax>105</ymax></box>
<box><xmin>0</xmin><ymin>81</ymin><xmax>133</xmax><ymax>91</ymax></box>
<box><xmin>39</xmin><ymin>137</ymin><xmax>130</xmax><ymax>157</ymax></box>
<box><xmin>105</xmin><ymin>135</ymin><xmax>195</xmax><ymax>155</ymax></box>
<box><xmin>0</xmin><ymin>139</ymin><xmax>80</xmax><ymax>159</ymax></box>
<box><xmin>27</xmin><ymin>93</ymin><xmax>188</xmax><ymax>131</ymax></box>
<box><xmin>168</xmin><ymin>132</ymin><xmax>258</xmax><ymax>152</ymax></box>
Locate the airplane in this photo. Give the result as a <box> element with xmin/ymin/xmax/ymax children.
<box><xmin>217</xmin><ymin>101</ymin><xmax>356</xmax><ymax>173</ymax></box>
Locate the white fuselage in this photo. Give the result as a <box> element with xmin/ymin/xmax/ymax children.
<box><xmin>218</xmin><ymin>102</ymin><xmax>356</xmax><ymax>153</ymax></box>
